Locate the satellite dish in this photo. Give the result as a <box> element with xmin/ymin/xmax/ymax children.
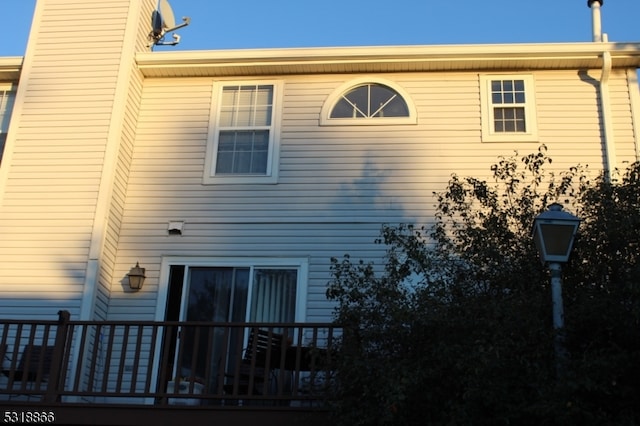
<box><xmin>159</xmin><ymin>0</ymin><xmax>177</xmax><ymax>30</ymax></box>
<box><xmin>148</xmin><ymin>0</ymin><xmax>190</xmax><ymax>48</ymax></box>
<box><xmin>151</xmin><ymin>9</ymin><xmax>163</xmax><ymax>38</ymax></box>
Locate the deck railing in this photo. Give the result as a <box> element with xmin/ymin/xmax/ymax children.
<box><xmin>0</xmin><ymin>311</ymin><xmax>339</xmax><ymax>409</ymax></box>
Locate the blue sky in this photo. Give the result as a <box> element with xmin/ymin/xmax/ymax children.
<box><xmin>2</xmin><ymin>0</ymin><xmax>640</xmax><ymax>56</ymax></box>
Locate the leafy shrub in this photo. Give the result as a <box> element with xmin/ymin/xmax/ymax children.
<box><xmin>327</xmin><ymin>147</ymin><xmax>640</xmax><ymax>425</ymax></box>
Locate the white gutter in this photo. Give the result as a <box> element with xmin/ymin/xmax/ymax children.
<box><xmin>137</xmin><ymin>42</ymin><xmax>640</xmax><ymax>65</ymax></box>
<box><xmin>589</xmin><ymin>0</ymin><xmax>616</xmax><ymax>178</ymax></box>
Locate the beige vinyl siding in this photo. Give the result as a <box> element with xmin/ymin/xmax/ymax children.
<box><xmin>609</xmin><ymin>70</ymin><xmax>638</xmax><ymax>161</ymax></box>
<box><xmin>97</xmin><ymin>0</ymin><xmax>154</xmax><ymax>319</ymax></box>
<box><xmin>135</xmin><ymin>1</ymin><xmax>156</xmax><ymax>52</ymax></box>
<box><xmin>535</xmin><ymin>69</ymin><xmax>637</xmax><ymax>168</ymax></box>
<box><xmin>109</xmin><ymin>69</ymin><xmax>638</xmax><ymax>323</ymax></box>
<box><xmin>0</xmin><ymin>0</ymin><xmax>153</xmax><ymax>320</ymax></box>
<box><xmin>110</xmin><ymin>79</ymin><xmax>213</xmax><ymax>319</ymax></box>
<box><xmin>97</xmin><ymin>66</ymin><xmax>145</xmax><ymax>320</ymax></box>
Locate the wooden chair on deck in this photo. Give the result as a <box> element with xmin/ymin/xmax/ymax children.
<box><xmin>223</xmin><ymin>328</ymin><xmax>285</xmax><ymax>397</ymax></box>
<box><xmin>1</xmin><ymin>345</ymin><xmax>54</xmax><ymax>401</ymax></box>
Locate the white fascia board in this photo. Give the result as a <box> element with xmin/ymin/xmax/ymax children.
<box><xmin>136</xmin><ymin>42</ymin><xmax>640</xmax><ymax>77</ymax></box>
<box><xmin>0</xmin><ymin>57</ymin><xmax>23</xmax><ymax>80</ymax></box>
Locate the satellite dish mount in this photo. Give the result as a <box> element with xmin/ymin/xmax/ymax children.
<box><xmin>149</xmin><ymin>0</ymin><xmax>190</xmax><ymax>48</ymax></box>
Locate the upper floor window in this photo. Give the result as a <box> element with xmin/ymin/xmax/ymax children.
<box><xmin>204</xmin><ymin>81</ymin><xmax>282</xmax><ymax>184</ymax></box>
<box><xmin>480</xmin><ymin>74</ymin><xmax>538</xmax><ymax>142</ymax></box>
<box><xmin>331</xmin><ymin>84</ymin><xmax>409</xmax><ymax>118</ymax></box>
<box><xmin>0</xmin><ymin>83</ymin><xmax>16</xmax><ymax>164</ymax></box>
<box><xmin>320</xmin><ymin>78</ymin><xmax>416</xmax><ymax>125</ymax></box>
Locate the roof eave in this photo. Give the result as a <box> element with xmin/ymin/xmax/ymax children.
<box><xmin>136</xmin><ymin>42</ymin><xmax>640</xmax><ymax>78</ymax></box>
<box><xmin>0</xmin><ymin>57</ymin><xmax>23</xmax><ymax>81</ymax></box>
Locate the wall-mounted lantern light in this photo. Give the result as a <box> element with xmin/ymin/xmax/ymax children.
<box><xmin>127</xmin><ymin>262</ymin><xmax>146</xmax><ymax>290</ymax></box>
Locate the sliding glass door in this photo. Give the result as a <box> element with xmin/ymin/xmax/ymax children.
<box><xmin>185</xmin><ymin>267</ymin><xmax>250</xmax><ymax>324</ymax></box>
<box><xmin>160</xmin><ymin>259</ymin><xmax>306</xmax><ymax>396</ymax></box>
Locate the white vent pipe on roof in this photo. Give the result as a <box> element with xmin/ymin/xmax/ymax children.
<box><xmin>588</xmin><ymin>0</ymin><xmax>604</xmax><ymax>42</ymax></box>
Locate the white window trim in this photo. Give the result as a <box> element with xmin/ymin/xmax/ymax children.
<box><xmin>204</xmin><ymin>81</ymin><xmax>283</xmax><ymax>184</ymax></box>
<box><xmin>0</xmin><ymin>83</ymin><xmax>16</xmax><ymax>165</ymax></box>
<box><xmin>480</xmin><ymin>74</ymin><xmax>539</xmax><ymax>143</ymax></box>
<box><xmin>0</xmin><ymin>82</ymin><xmax>16</xmax><ymax>134</ymax></box>
<box><xmin>320</xmin><ymin>77</ymin><xmax>417</xmax><ymax>126</ymax></box>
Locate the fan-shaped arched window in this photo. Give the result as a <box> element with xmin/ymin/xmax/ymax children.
<box><xmin>331</xmin><ymin>84</ymin><xmax>408</xmax><ymax>118</ymax></box>
<box><xmin>321</xmin><ymin>78</ymin><xmax>416</xmax><ymax>125</ymax></box>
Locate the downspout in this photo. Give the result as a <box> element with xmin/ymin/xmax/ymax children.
<box><xmin>588</xmin><ymin>0</ymin><xmax>616</xmax><ymax>179</ymax></box>
<box><xmin>599</xmin><ymin>49</ymin><xmax>615</xmax><ymax>179</ymax></box>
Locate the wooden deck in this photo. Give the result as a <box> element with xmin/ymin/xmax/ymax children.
<box><xmin>0</xmin><ymin>312</ymin><xmax>338</xmax><ymax>425</ymax></box>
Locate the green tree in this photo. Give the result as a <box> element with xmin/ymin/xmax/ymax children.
<box><xmin>326</xmin><ymin>147</ymin><xmax>640</xmax><ymax>425</ymax></box>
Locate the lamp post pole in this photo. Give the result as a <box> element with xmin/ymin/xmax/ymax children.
<box><xmin>549</xmin><ymin>262</ymin><xmax>564</xmax><ymax>331</ymax></box>
<box><xmin>549</xmin><ymin>262</ymin><xmax>566</xmax><ymax>377</ymax></box>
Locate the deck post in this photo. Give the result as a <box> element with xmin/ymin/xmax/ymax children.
<box><xmin>44</xmin><ymin>310</ymin><xmax>71</xmax><ymax>402</ymax></box>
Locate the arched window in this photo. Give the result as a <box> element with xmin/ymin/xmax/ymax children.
<box><xmin>321</xmin><ymin>78</ymin><xmax>416</xmax><ymax>125</ymax></box>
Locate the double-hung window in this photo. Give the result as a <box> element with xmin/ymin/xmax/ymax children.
<box><xmin>480</xmin><ymin>75</ymin><xmax>538</xmax><ymax>142</ymax></box>
<box><xmin>0</xmin><ymin>83</ymin><xmax>16</xmax><ymax>163</ymax></box>
<box><xmin>204</xmin><ymin>82</ymin><xmax>282</xmax><ymax>184</ymax></box>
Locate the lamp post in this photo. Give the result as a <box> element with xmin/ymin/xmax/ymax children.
<box><xmin>532</xmin><ymin>203</ymin><xmax>580</xmax><ymax>377</ymax></box>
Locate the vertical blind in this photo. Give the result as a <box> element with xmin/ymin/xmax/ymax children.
<box><xmin>249</xmin><ymin>268</ymin><xmax>297</xmax><ymax>323</ymax></box>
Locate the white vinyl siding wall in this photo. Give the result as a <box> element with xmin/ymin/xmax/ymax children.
<box><xmin>0</xmin><ymin>0</ymin><xmax>155</xmax><ymax>320</ymax></box>
<box><xmin>96</xmin><ymin>0</ymin><xmax>156</xmax><ymax>321</ymax></box>
<box><xmin>112</xmin><ymin>69</ymin><xmax>638</xmax><ymax>323</ymax></box>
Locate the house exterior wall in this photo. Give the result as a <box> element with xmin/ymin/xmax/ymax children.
<box><xmin>1</xmin><ymin>0</ymin><xmax>639</xmax><ymax>326</ymax></box>
<box><xmin>108</xmin><ymin>68</ymin><xmax>639</xmax><ymax>324</ymax></box>
<box><xmin>0</xmin><ymin>0</ymin><xmax>155</xmax><ymax>320</ymax></box>
<box><xmin>94</xmin><ymin>0</ymin><xmax>155</xmax><ymax>321</ymax></box>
